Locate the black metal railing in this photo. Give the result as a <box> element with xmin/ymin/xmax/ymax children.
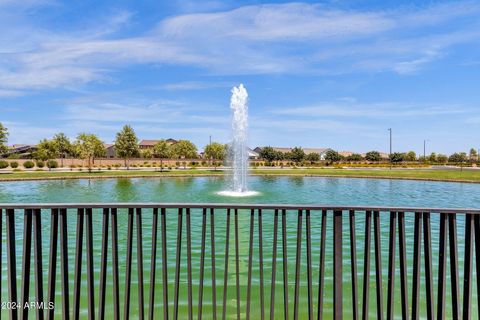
<box><xmin>1</xmin><ymin>203</ymin><xmax>480</xmax><ymax>319</ymax></box>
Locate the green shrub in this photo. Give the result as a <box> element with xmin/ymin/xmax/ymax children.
<box><xmin>47</xmin><ymin>160</ymin><xmax>58</xmax><ymax>169</ymax></box>
<box><xmin>23</xmin><ymin>161</ymin><xmax>35</xmax><ymax>169</ymax></box>
<box><xmin>13</xmin><ymin>168</ymin><xmax>22</xmax><ymax>172</ymax></box>
<box><xmin>10</xmin><ymin>161</ymin><xmax>19</xmax><ymax>168</ymax></box>
<box><xmin>36</xmin><ymin>160</ymin><xmax>45</xmax><ymax>168</ymax></box>
<box><xmin>0</xmin><ymin>160</ymin><xmax>9</xmax><ymax>169</ymax></box>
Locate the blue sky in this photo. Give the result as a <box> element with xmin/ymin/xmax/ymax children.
<box><xmin>1</xmin><ymin>0</ymin><xmax>479</xmax><ymax>154</ymax></box>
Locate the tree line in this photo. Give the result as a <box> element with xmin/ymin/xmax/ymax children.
<box><xmin>0</xmin><ymin>123</ymin><xmax>228</xmax><ymax>170</ymax></box>
<box><xmin>259</xmin><ymin>146</ymin><xmax>479</xmax><ymax>164</ymax></box>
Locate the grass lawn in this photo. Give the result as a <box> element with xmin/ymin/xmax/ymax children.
<box><xmin>1</xmin><ymin>168</ymin><xmax>480</xmax><ymax>183</ymax></box>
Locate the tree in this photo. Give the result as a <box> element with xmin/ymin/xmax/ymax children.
<box><xmin>154</xmin><ymin>140</ymin><xmax>172</xmax><ymax>171</ymax></box>
<box><xmin>346</xmin><ymin>153</ymin><xmax>363</xmax><ymax>161</ymax></box>
<box><xmin>141</xmin><ymin>149</ymin><xmax>153</xmax><ymax>159</ymax></box>
<box><xmin>34</xmin><ymin>139</ymin><xmax>58</xmax><ymax>162</ymax></box>
<box><xmin>427</xmin><ymin>152</ymin><xmax>437</xmax><ymax>163</ymax></box>
<box><xmin>52</xmin><ymin>133</ymin><xmax>72</xmax><ymax>167</ymax></box>
<box><xmin>204</xmin><ymin>142</ymin><xmax>226</xmax><ymax>170</ymax></box>
<box><xmin>389</xmin><ymin>152</ymin><xmax>405</xmax><ymax>163</ymax></box>
<box><xmin>305</xmin><ymin>152</ymin><xmax>320</xmax><ymax>162</ymax></box>
<box><xmin>436</xmin><ymin>154</ymin><xmax>448</xmax><ymax>164</ymax></box>
<box><xmin>365</xmin><ymin>151</ymin><xmax>381</xmax><ymax>162</ymax></box>
<box><xmin>449</xmin><ymin>152</ymin><xmax>467</xmax><ymax>164</ymax></box>
<box><xmin>114</xmin><ymin>125</ymin><xmax>139</xmax><ymax>169</ymax></box>
<box><xmin>259</xmin><ymin>146</ymin><xmax>277</xmax><ymax>164</ymax></box>
<box><xmin>0</xmin><ymin>122</ymin><xmax>8</xmax><ymax>155</ymax></box>
<box><xmin>171</xmin><ymin>140</ymin><xmax>197</xmax><ymax>159</ymax></box>
<box><xmin>325</xmin><ymin>150</ymin><xmax>341</xmax><ymax>163</ymax></box>
<box><xmin>469</xmin><ymin>148</ymin><xmax>478</xmax><ymax>162</ymax></box>
<box><xmin>74</xmin><ymin>133</ymin><xmax>105</xmax><ymax>172</ymax></box>
<box><xmin>273</xmin><ymin>150</ymin><xmax>285</xmax><ymax>161</ymax></box>
<box><xmin>289</xmin><ymin>147</ymin><xmax>305</xmax><ymax>163</ymax></box>
<box><xmin>404</xmin><ymin>151</ymin><xmax>417</xmax><ymax>162</ymax></box>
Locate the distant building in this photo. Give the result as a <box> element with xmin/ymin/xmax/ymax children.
<box><xmin>248</xmin><ymin>148</ymin><xmax>259</xmax><ymax>159</ymax></box>
<box><xmin>5</xmin><ymin>144</ymin><xmax>37</xmax><ymax>158</ymax></box>
<box><xmin>339</xmin><ymin>151</ymin><xmax>354</xmax><ymax>158</ymax></box>
<box><xmin>254</xmin><ymin>147</ymin><xmax>332</xmax><ymax>160</ymax></box>
<box><xmin>104</xmin><ymin>144</ymin><xmax>116</xmax><ymax>158</ymax></box>
<box><xmin>361</xmin><ymin>152</ymin><xmax>390</xmax><ymax>159</ymax></box>
<box><xmin>138</xmin><ymin>139</ymin><xmax>178</xmax><ymax>149</ymax></box>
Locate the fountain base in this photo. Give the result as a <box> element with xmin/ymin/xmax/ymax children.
<box><xmin>217</xmin><ymin>190</ymin><xmax>260</xmax><ymax>197</ymax></box>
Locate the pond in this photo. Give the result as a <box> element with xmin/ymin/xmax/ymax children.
<box><xmin>1</xmin><ymin>176</ymin><xmax>479</xmax><ymax>319</ymax></box>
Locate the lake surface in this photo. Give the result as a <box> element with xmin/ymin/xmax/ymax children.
<box><xmin>1</xmin><ymin>176</ymin><xmax>479</xmax><ymax>319</ymax></box>
<box><xmin>1</xmin><ymin>176</ymin><xmax>480</xmax><ymax>207</ymax></box>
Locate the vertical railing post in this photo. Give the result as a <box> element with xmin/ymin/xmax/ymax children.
<box><xmin>198</xmin><ymin>208</ymin><xmax>207</xmax><ymax>320</ymax></box>
<box><xmin>411</xmin><ymin>212</ymin><xmax>422</xmax><ymax>320</ymax></box>
<box><xmin>173</xmin><ymin>208</ymin><xmax>183</xmax><ymax>320</ymax></box>
<box><xmin>293</xmin><ymin>210</ymin><xmax>303</xmax><ymax>320</ymax></box>
<box><xmin>246</xmin><ymin>209</ymin><xmax>254</xmax><ymax>320</ymax></box>
<box><xmin>21</xmin><ymin>209</ymin><xmax>33</xmax><ymax>320</ymax></box>
<box><xmin>282</xmin><ymin>209</ymin><xmax>289</xmax><ymax>320</ymax></box>
<box><xmin>148</xmin><ymin>208</ymin><xmax>158</xmax><ymax>320</ymax></box>
<box><xmin>59</xmin><ymin>208</ymin><xmax>70</xmax><ymax>320</ymax></box>
<box><xmin>437</xmin><ymin>213</ymin><xmax>448</xmax><ymax>320</ymax></box>
<box><xmin>160</xmin><ymin>208</ymin><xmax>169</xmax><ymax>320</ymax></box>
<box><xmin>423</xmin><ymin>212</ymin><xmax>434</xmax><ymax>320</ymax></box>
<box><xmin>210</xmin><ymin>208</ymin><xmax>217</xmax><ymax>320</ymax></box>
<box><xmin>33</xmin><ymin>209</ymin><xmax>45</xmax><ymax>320</ymax></box>
<box><xmin>462</xmin><ymin>214</ymin><xmax>473</xmax><ymax>319</ymax></box>
<box><xmin>98</xmin><ymin>208</ymin><xmax>109</xmax><ymax>320</ymax></box>
<box><xmin>318</xmin><ymin>210</ymin><xmax>327</xmax><ymax>320</ymax></box>
<box><xmin>333</xmin><ymin>210</ymin><xmax>343</xmax><ymax>320</ymax></box>
<box><xmin>111</xmin><ymin>208</ymin><xmax>120</xmax><ymax>320</ymax></box>
<box><xmin>136</xmin><ymin>208</ymin><xmax>145</xmax><ymax>320</ymax></box>
<box><xmin>349</xmin><ymin>210</ymin><xmax>358</xmax><ymax>320</ymax></box>
<box><xmin>73</xmin><ymin>209</ymin><xmax>84</xmax><ymax>320</ymax></box>
<box><xmin>6</xmin><ymin>209</ymin><xmax>18</xmax><ymax>320</ymax></box>
<box><xmin>124</xmin><ymin>208</ymin><xmax>134</xmax><ymax>320</ymax></box>
<box><xmin>269</xmin><ymin>209</ymin><xmax>279</xmax><ymax>320</ymax></box>
<box><xmin>362</xmin><ymin>211</ymin><xmax>372</xmax><ymax>320</ymax></box>
<box><xmin>222</xmin><ymin>209</ymin><xmax>231</xmax><ymax>320</ymax></box>
<box><xmin>397</xmin><ymin>212</ymin><xmax>409</xmax><ymax>320</ymax></box>
<box><xmin>373</xmin><ymin>211</ymin><xmax>384</xmax><ymax>320</ymax></box>
<box><xmin>448</xmin><ymin>214</ymin><xmax>460</xmax><ymax>319</ymax></box>
<box><xmin>47</xmin><ymin>209</ymin><xmax>59</xmax><ymax>320</ymax></box>
<box><xmin>386</xmin><ymin>212</ymin><xmax>397</xmax><ymax>320</ymax></box>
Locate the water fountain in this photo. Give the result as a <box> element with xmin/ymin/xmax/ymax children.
<box><xmin>218</xmin><ymin>84</ymin><xmax>259</xmax><ymax>197</ymax></box>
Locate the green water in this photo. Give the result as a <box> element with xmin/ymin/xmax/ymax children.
<box><xmin>1</xmin><ymin>176</ymin><xmax>480</xmax><ymax>319</ymax></box>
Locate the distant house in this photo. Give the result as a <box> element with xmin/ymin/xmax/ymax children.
<box><xmin>254</xmin><ymin>147</ymin><xmax>332</xmax><ymax>160</ymax></box>
<box><xmin>339</xmin><ymin>151</ymin><xmax>354</xmax><ymax>158</ymax></box>
<box><xmin>248</xmin><ymin>148</ymin><xmax>259</xmax><ymax>159</ymax></box>
<box><xmin>5</xmin><ymin>144</ymin><xmax>37</xmax><ymax>158</ymax></box>
<box><xmin>104</xmin><ymin>144</ymin><xmax>116</xmax><ymax>158</ymax></box>
<box><xmin>360</xmin><ymin>152</ymin><xmax>390</xmax><ymax>159</ymax></box>
<box><xmin>138</xmin><ymin>139</ymin><xmax>178</xmax><ymax>149</ymax></box>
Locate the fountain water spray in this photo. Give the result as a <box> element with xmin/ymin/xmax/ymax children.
<box><xmin>218</xmin><ymin>84</ymin><xmax>258</xmax><ymax>197</ymax></box>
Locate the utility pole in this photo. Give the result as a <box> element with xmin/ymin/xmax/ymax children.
<box><xmin>388</xmin><ymin>128</ymin><xmax>392</xmax><ymax>169</ymax></box>
<box><xmin>209</xmin><ymin>135</ymin><xmax>212</xmax><ymax>145</ymax></box>
<box><xmin>423</xmin><ymin>139</ymin><xmax>429</xmax><ymax>163</ymax></box>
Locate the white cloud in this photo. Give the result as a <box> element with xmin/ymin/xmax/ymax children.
<box><xmin>271</xmin><ymin>102</ymin><xmax>467</xmax><ymax>118</ymax></box>
<box><xmin>1</xmin><ymin>1</ymin><xmax>480</xmax><ymax>92</ymax></box>
<box><xmin>160</xmin><ymin>81</ymin><xmax>233</xmax><ymax>91</ymax></box>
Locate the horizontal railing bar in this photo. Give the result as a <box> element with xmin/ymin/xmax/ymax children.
<box><xmin>0</xmin><ymin>203</ymin><xmax>480</xmax><ymax>213</ymax></box>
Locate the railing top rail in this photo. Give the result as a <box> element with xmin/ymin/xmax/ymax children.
<box><xmin>0</xmin><ymin>203</ymin><xmax>480</xmax><ymax>214</ymax></box>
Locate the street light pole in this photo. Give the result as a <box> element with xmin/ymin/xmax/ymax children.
<box><xmin>423</xmin><ymin>139</ymin><xmax>430</xmax><ymax>163</ymax></box>
<box><xmin>388</xmin><ymin>128</ymin><xmax>392</xmax><ymax>169</ymax></box>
